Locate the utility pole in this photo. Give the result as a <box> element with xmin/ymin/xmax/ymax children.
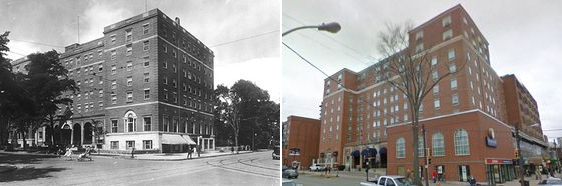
<box><xmin>422</xmin><ymin>125</ymin><xmax>430</xmax><ymax>186</ymax></box>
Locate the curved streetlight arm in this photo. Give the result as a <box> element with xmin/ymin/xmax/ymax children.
<box><xmin>282</xmin><ymin>25</ymin><xmax>320</xmax><ymax>36</ymax></box>
<box><xmin>282</xmin><ymin>22</ymin><xmax>341</xmax><ymax>37</ymax></box>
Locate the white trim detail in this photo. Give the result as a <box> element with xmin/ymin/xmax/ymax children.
<box><xmin>104</xmin><ymin>101</ymin><xmax>213</xmax><ymax>117</ymax></box>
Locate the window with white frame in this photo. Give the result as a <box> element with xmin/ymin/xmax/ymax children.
<box><xmin>442</xmin><ymin>16</ymin><xmax>451</xmax><ymax>27</ymax></box>
<box><xmin>396</xmin><ymin>137</ymin><xmax>405</xmax><ymax>158</ymax></box>
<box><xmin>448</xmin><ymin>49</ymin><xmax>455</xmax><ymax>61</ymax></box>
<box><xmin>126</xmin><ymin>141</ymin><xmax>135</xmax><ymax>149</ymax></box>
<box><xmin>127</xmin><ymin>76</ymin><xmax>132</xmax><ymax>86</ymax></box>
<box><xmin>432</xmin><ymin>132</ymin><xmax>445</xmax><ymax>156</ymax></box>
<box><xmin>451</xmin><ymin>79</ymin><xmax>458</xmax><ymax>90</ymax></box>
<box><xmin>452</xmin><ymin>93</ymin><xmax>459</xmax><ymax>105</ymax></box>
<box><xmin>434</xmin><ymin>99</ymin><xmax>441</xmax><ymax>109</ymax></box>
<box><xmin>431</xmin><ymin>56</ymin><xmax>437</xmax><ymax>66</ymax></box>
<box><xmin>126</xmin><ymin>44</ymin><xmax>132</xmax><ymax>56</ymax></box>
<box><xmin>454</xmin><ymin>129</ymin><xmax>470</xmax><ymax>155</ymax></box>
<box><xmin>143</xmin><ymin>140</ymin><xmax>152</xmax><ymax>149</ymax></box>
<box><xmin>143</xmin><ymin>117</ymin><xmax>151</xmax><ymax>131</ymax></box>
<box><xmin>111</xmin><ymin>141</ymin><xmax>119</xmax><ymax>149</ymax></box>
<box><xmin>418</xmin><ymin>137</ymin><xmax>425</xmax><ymax>157</ymax></box>
<box><xmin>144</xmin><ymin>89</ymin><xmax>150</xmax><ymax>100</ymax></box>
<box><xmin>126</xmin><ymin>91</ymin><xmax>133</xmax><ymax>102</ymax></box>
<box><xmin>442</xmin><ymin>29</ymin><xmax>453</xmax><ymax>41</ymax></box>
<box><xmin>433</xmin><ymin>85</ymin><xmax>439</xmax><ymax>95</ymax></box>
<box><xmin>449</xmin><ymin>64</ymin><xmax>457</xmax><ymax>73</ymax></box>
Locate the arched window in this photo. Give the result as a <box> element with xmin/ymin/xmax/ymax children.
<box><xmin>396</xmin><ymin>137</ymin><xmax>405</xmax><ymax>158</ymax></box>
<box><xmin>432</xmin><ymin>132</ymin><xmax>444</xmax><ymax>156</ymax></box>
<box><xmin>123</xmin><ymin>111</ymin><xmax>137</xmax><ymax>132</ymax></box>
<box><xmin>454</xmin><ymin>129</ymin><xmax>470</xmax><ymax>155</ymax></box>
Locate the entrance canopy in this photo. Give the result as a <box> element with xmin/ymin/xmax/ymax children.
<box><xmin>162</xmin><ymin>134</ymin><xmax>196</xmax><ymax>145</ymax></box>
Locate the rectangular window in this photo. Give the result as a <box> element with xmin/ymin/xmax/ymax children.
<box><xmin>99</xmin><ymin>101</ymin><xmax>103</xmax><ymax>108</ymax></box>
<box><xmin>127</xmin><ymin>76</ymin><xmax>132</xmax><ymax>86</ymax></box>
<box><xmin>98</xmin><ymin>64</ymin><xmax>103</xmax><ymax>72</ymax></box>
<box><xmin>432</xmin><ymin>71</ymin><xmax>438</xmax><ymax>80</ymax></box>
<box><xmin>449</xmin><ymin>64</ymin><xmax>457</xmax><ymax>73</ymax></box>
<box><xmin>442</xmin><ymin>29</ymin><xmax>453</xmax><ymax>41</ymax></box>
<box><xmin>431</xmin><ymin>56</ymin><xmax>437</xmax><ymax>66</ymax></box>
<box><xmin>126</xmin><ymin>29</ymin><xmax>132</xmax><ymax>42</ymax></box>
<box><xmin>111</xmin><ymin>65</ymin><xmax>116</xmax><ymax>74</ymax></box>
<box><xmin>111</xmin><ymin>94</ymin><xmax>117</xmax><ymax>104</ymax></box>
<box><xmin>126</xmin><ymin>141</ymin><xmax>135</xmax><ymax>150</ymax></box>
<box><xmin>126</xmin><ymin>44</ymin><xmax>132</xmax><ymax>56</ymax></box>
<box><xmin>143</xmin><ymin>56</ymin><xmax>150</xmax><ymax>67</ymax></box>
<box><xmin>144</xmin><ymin>73</ymin><xmax>150</xmax><ymax>83</ymax></box>
<box><xmin>172</xmin><ymin>64</ymin><xmax>177</xmax><ymax>73</ymax></box>
<box><xmin>144</xmin><ymin>89</ymin><xmax>150</xmax><ymax>100</ymax></box>
<box><xmin>126</xmin><ymin>61</ymin><xmax>133</xmax><ymax>71</ymax></box>
<box><xmin>110</xmin><ymin>35</ymin><xmax>116</xmax><ymax>44</ymax></box>
<box><xmin>126</xmin><ymin>91</ymin><xmax>133</xmax><ymax>102</ymax></box>
<box><xmin>111</xmin><ymin>120</ymin><xmax>118</xmax><ymax>133</ymax></box>
<box><xmin>110</xmin><ymin>141</ymin><xmax>119</xmax><ymax>149</ymax></box>
<box><xmin>448</xmin><ymin>49</ymin><xmax>455</xmax><ymax>61</ymax></box>
<box><xmin>143</xmin><ymin>117</ymin><xmax>151</xmax><ymax>131</ymax></box>
<box><xmin>434</xmin><ymin>99</ymin><xmax>441</xmax><ymax>109</ymax></box>
<box><xmin>452</xmin><ymin>93</ymin><xmax>459</xmax><ymax>105</ymax></box>
<box><xmin>143</xmin><ymin>24</ymin><xmax>149</xmax><ymax>34</ymax></box>
<box><xmin>415</xmin><ymin>43</ymin><xmax>424</xmax><ymax>53</ymax></box>
<box><xmin>163</xmin><ymin>77</ymin><xmax>168</xmax><ymax>84</ymax></box>
<box><xmin>143</xmin><ymin>40</ymin><xmax>149</xmax><ymax>51</ymax></box>
<box><xmin>111</xmin><ymin>80</ymin><xmax>117</xmax><ymax>89</ymax></box>
<box><xmin>111</xmin><ymin>50</ymin><xmax>116</xmax><ymax>60</ymax></box>
<box><xmin>442</xmin><ymin>16</ymin><xmax>451</xmax><ymax>27</ymax></box>
<box><xmin>99</xmin><ymin>90</ymin><xmax>103</xmax><ymax>98</ymax></box>
<box><xmin>451</xmin><ymin>79</ymin><xmax>458</xmax><ymax>89</ymax></box>
<box><xmin>433</xmin><ymin>85</ymin><xmax>439</xmax><ymax>95</ymax></box>
<box><xmin>143</xmin><ymin>140</ymin><xmax>152</xmax><ymax>149</ymax></box>
<box><xmin>415</xmin><ymin>31</ymin><xmax>423</xmax><ymax>40</ymax></box>
<box><xmin>163</xmin><ymin>61</ymin><xmax>167</xmax><ymax>69</ymax></box>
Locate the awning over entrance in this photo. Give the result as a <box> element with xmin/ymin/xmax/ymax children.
<box><xmin>161</xmin><ymin>134</ymin><xmax>196</xmax><ymax>145</ymax></box>
<box><xmin>351</xmin><ymin>150</ymin><xmax>360</xmax><ymax>157</ymax></box>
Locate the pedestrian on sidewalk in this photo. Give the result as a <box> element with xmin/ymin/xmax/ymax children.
<box><xmin>432</xmin><ymin>170</ymin><xmax>437</xmax><ymax>183</ymax></box>
<box><xmin>187</xmin><ymin>146</ymin><xmax>193</xmax><ymax>159</ymax></box>
<box><xmin>196</xmin><ymin>145</ymin><xmax>201</xmax><ymax>158</ymax></box>
<box><xmin>468</xmin><ymin>176</ymin><xmax>477</xmax><ymax>186</ymax></box>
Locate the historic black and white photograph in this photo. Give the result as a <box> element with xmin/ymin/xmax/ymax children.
<box><xmin>0</xmin><ymin>0</ymin><xmax>280</xmax><ymax>185</ymax></box>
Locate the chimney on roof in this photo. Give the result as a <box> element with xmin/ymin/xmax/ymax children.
<box><xmin>175</xmin><ymin>17</ymin><xmax>180</xmax><ymax>25</ymax></box>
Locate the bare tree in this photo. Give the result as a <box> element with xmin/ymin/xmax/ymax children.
<box><xmin>378</xmin><ymin>22</ymin><xmax>465</xmax><ymax>185</ymax></box>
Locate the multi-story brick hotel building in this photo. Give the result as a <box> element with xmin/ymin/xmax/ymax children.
<box><xmin>10</xmin><ymin>9</ymin><xmax>216</xmax><ymax>153</ymax></box>
<box><xmin>318</xmin><ymin>5</ymin><xmax>547</xmax><ymax>184</ymax></box>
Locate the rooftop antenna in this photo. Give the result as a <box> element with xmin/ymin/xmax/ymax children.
<box><xmin>77</xmin><ymin>16</ymin><xmax>80</xmax><ymax>44</ymax></box>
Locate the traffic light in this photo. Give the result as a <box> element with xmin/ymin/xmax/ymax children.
<box><xmin>427</xmin><ymin>148</ymin><xmax>433</xmax><ymax>157</ymax></box>
<box><xmin>514</xmin><ymin>149</ymin><xmax>519</xmax><ymax>159</ymax></box>
<box><xmin>427</xmin><ymin>157</ymin><xmax>432</xmax><ymax>164</ymax></box>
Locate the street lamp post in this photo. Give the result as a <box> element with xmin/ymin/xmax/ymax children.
<box><xmin>282</xmin><ymin>22</ymin><xmax>341</xmax><ymax>36</ymax></box>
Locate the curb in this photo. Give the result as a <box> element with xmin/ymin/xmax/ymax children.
<box><xmin>92</xmin><ymin>151</ymin><xmax>254</xmax><ymax>161</ymax></box>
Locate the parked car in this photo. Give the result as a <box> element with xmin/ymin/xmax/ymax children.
<box><xmin>360</xmin><ymin>175</ymin><xmax>415</xmax><ymax>186</ymax></box>
<box><xmin>309</xmin><ymin>164</ymin><xmax>326</xmax><ymax>172</ymax></box>
<box><xmin>282</xmin><ymin>168</ymin><xmax>299</xmax><ymax>179</ymax></box>
<box><xmin>282</xmin><ymin>178</ymin><xmax>297</xmax><ymax>186</ymax></box>
<box><xmin>272</xmin><ymin>147</ymin><xmax>280</xmax><ymax>160</ymax></box>
<box><xmin>539</xmin><ymin>177</ymin><xmax>562</xmax><ymax>185</ymax></box>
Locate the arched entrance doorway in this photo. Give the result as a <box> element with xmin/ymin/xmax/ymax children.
<box><xmin>83</xmin><ymin>122</ymin><xmax>93</xmax><ymax>144</ymax></box>
<box><xmin>73</xmin><ymin>123</ymin><xmax>81</xmax><ymax>146</ymax></box>
<box><xmin>61</xmin><ymin>124</ymin><xmax>72</xmax><ymax>146</ymax></box>
<box><xmin>379</xmin><ymin>147</ymin><xmax>387</xmax><ymax>168</ymax></box>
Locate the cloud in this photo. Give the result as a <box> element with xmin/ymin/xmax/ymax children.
<box><xmin>79</xmin><ymin>0</ymin><xmax>134</xmax><ymax>43</ymax></box>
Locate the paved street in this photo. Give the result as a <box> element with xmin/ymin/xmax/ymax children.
<box><xmin>0</xmin><ymin>151</ymin><xmax>280</xmax><ymax>185</ymax></box>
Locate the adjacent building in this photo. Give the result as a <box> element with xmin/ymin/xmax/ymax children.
<box><xmin>318</xmin><ymin>4</ymin><xmax>547</xmax><ymax>184</ymax></box>
<box><xmin>9</xmin><ymin>9</ymin><xmax>216</xmax><ymax>153</ymax></box>
<box><xmin>282</xmin><ymin>116</ymin><xmax>321</xmax><ymax>169</ymax></box>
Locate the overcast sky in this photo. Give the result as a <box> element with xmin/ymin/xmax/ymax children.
<box><xmin>282</xmin><ymin>0</ymin><xmax>562</xmax><ymax>140</ymax></box>
<box><xmin>0</xmin><ymin>0</ymin><xmax>280</xmax><ymax>102</ymax></box>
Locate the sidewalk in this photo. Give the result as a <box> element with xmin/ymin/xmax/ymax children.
<box><xmin>92</xmin><ymin>150</ymin><xmax>253</xmax><ymax>161</ymax></box>
<box><xmin>299</xmin><ymin>168</ymin><xmax>562</xmax><ymax>186</ymax></box>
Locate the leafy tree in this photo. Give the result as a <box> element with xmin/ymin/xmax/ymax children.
<box><xmin>9</xmin><ymin>50</ymin><xmax>77</xmax><ymax>149</ymax></box>
<box><xmin>214</xmin><ymin>80</ymin><xmax>279</xmax><ymax>151</ymax></box>
<box><xmin>378</xmin><ymin>22</ymin><xmax>465</xmax><ymax>185</ymax></box>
